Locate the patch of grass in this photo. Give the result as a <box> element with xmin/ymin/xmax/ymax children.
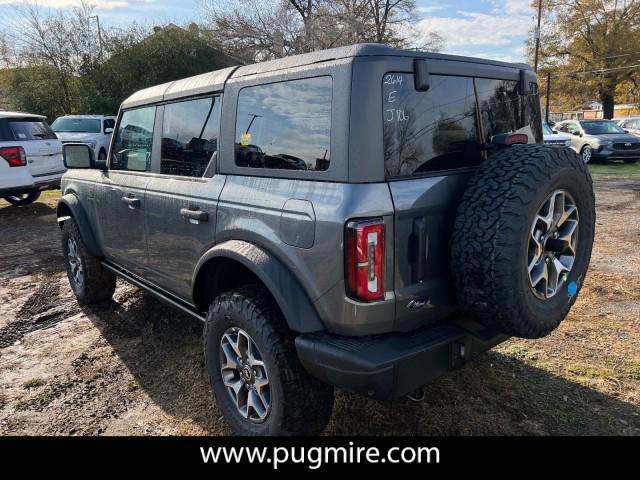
<box><xmin>588</xmin><ymin>161</ymin><xmax>640</xmax><ymax>179</ymax></box>
<box><xmin>22</xmin><ymin>378</ymin><xmax>45</xmax><ymax>389</ymax></box>
<box><xmin>566</xmin><ymin>363</ymin><xmax>616</xmax><ymax>380</ymax></box>
<box><xmin>498</xmin><ymin>342</ymin><xmax>540</xmax><ymax>362</ymax></box>
<box><xmin>625</xmin><ymin>361</ymin><xmax>640</xmax><ymax>381</ymax></box>
<box><xmin>14</xmin><ymin>399</ymin><xmax>33</xmax><ymax>411</ymax></box>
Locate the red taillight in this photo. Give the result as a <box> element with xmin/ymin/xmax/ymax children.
<box><xmin>505</xmin><ymin>133</ymin><xmax>528</xmax><ymax>145</ymax></box>
<box><xmin>345</xmin><ymin>218</ymin><xmax>385</xmax><ymax>302</ymax></box>
<box><xmin>0</xmin><ymin>146</ymin><xmax>27</xmax><ymax>167</ymax></box>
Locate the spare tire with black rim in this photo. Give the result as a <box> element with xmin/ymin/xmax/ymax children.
<box><xmin>451</xmin><ymin>145</ymin><xmax>595</xmax><ymax>338</ymax></box>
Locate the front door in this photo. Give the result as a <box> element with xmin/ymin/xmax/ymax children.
<box><xmin>100</xmin><ymin>105</ymin><xmax>157</xmax><ymax>274</ymax></box>
<box><xmin>143</xmin><ymin>96</ymin><xmax>223</xmax><ymax>301</ymax></box>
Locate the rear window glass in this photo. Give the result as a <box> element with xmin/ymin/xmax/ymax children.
<box><xmin>383</xmin><ymin>74</ymin><xmax>480</xmax><ymax>177</ymax></box>
<box><xmin>51</xmin><ymin>117</ymin><xmax>101</xmax><ymax>134</ymax></box>
<box><xmin>8</xmin><ymin>118</ymin><xmax>57</xmax><ymax>141</ymax></box>
<box><xmin>382</xmin><ymin>73</ymin><xmax>542</xmax><ymax>178</ymax></box>
<box><xmin>475</xmin><ymin>78</ymin><xmax>542</xmax><ymax>144</ymax></box>
<box><xmin>235</xmin><ymin>76</ymin><xmax>332</xmax><ymax>171</ymax></box>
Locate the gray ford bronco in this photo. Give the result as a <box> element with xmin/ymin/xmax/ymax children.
<box><xmin>57</xmin><ymin>44</ymin><xmax>595</xmax><ymax>435</ymax></box>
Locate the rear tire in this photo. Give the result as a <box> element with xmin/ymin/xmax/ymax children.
<box><xmin>204</xmin><ymin>285</ymin><xmax>334</xmax><ymax>435</ymax></box>
<box><xmin>451</xmin><ymin>145</ymin><xmax>595</xmax><ymax>338</ymax></box>
<box><xmin>3</xmin><ymin>192</ymin><xmax>41</xmax><ymax>206</ymax></box>
<box><xmin>62</xmin><ymin>218</ymin><xmax>116</xmax><ymax>305</ymax></box>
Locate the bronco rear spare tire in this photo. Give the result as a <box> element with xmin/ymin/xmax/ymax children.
<box><xmin>451</xmin><ymin>145</ymin><xmax>595</xmax><ymax>338</ymax></box>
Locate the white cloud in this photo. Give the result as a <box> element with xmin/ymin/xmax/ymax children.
<box><xmin>0</xmin><ymin>0</ymin><xmax>153</xmax><ymax>9</ymax></box>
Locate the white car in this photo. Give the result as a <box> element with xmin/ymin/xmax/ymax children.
<box><xmin>0</xmin><ymin>112</ymin><xmax>64</xmax><ymax>206</ymax></box>
<box><xmin>51</xmin><ymin>115</ymin><xmax>116</xmax><ymax>160</ymax></box>
<box><xmin>542</xmin><ymin>122</ymin><xmax>572</xmax><ymax>147</ymax></box>
<box><xmin>616</xmin><ymin>117</ymin><xmax>640</xmax><ymax>138</ymax></box>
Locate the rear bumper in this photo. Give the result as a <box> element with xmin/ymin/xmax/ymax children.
<box><xmin>295</xmin><ymin>319</ymin><xmax>508</xmax><ymax>400</ymax></box>
<box><xmin>0</xmin><ymin>177</ymin><xmax>61</xmax><ymax>198</ymax></box>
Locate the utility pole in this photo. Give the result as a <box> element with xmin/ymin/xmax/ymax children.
<box><xmin>534</xmin><ymin>0</ymin><xmax>543</xmax><ymax>72</ymax></box>
<box><xmin>545</xmin><ymin>71</ymin><xmax>551</xmax><ymax>123</ymax></box>
<box><xmin>90</xmin><ymin>15</ymin><xmax>104</xmax><ymax>62</ymax></box>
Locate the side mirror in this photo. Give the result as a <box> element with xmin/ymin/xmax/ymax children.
<box><xmin>624</xmin><ymin>129</ymin><xmax>629</xmax><ymax>133</ymax></box>
<box><xmin>104</xmin><ymin>128</ymin><xmax>113</xmax><ymax>134</ymax></box>
<box><xmin>552</xmin><ymin>129</ymin><xmax>558</xmax><ymax>134</ymax></box>
<box><xmin>63</xmin><ymin>143</ymin><xmax>106</xmax><ymax>170</ymax></box>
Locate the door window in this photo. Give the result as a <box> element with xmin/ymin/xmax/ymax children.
<box><xmin>110</xmin><ymin>107</ymin><xmax>156</xmax><ymax>172</ymax></box>
<box><xmin>161</xmin><ymin>96</ymin><xmax>221</xmax><ymax>177</ymax></box>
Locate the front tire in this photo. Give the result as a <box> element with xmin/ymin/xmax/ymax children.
<box><xmin>3</xmin><ymin>192</ymin><xmax>41</xmax><ymax>206</ymax></box>
<box><xmin>580</xmin><ymin>145</ymin><xmax>593</xmax><ymax>164</ymax></box>
<box><xmin>62</xmin><ymin>218</ymin><xmax>116</xmax><ymax>305</ymax></box>
<box><xmin>98</xmin><ymin>149</ymin><xmax>107</xmax><ymax>161</ymax></box>
<box><xmin>204</xmin><ymin>285</ymin><xmax>334</xmax><ymax>435</ymax></box>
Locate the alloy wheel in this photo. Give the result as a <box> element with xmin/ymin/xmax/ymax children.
<box><xmin>528</xmin><ymin>189</ymin><xmax>579</xmax><ymax>299</ymax></box>
<box><xmin>219</xmin><ymin>327</ymin><xmax>271</xmax><ymax>423</ymax></box>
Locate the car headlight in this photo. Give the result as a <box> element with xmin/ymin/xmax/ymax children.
<box><xmin>600</xmin><ymin>140</ymin><xmax>612</xmax><ymax>146</ymax></box>
<box><xmin>564</xmin><ymin>139</ymin><xmax>571</xmax><ymax>147</ymax></box>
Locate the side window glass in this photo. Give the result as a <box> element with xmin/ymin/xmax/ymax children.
<box><xmin>475</xmin><ymin>78</ymin><xmax>542</xmax><ymax>143</ymax></box>
<box><xmin>161</xmin><ymin>96</ymin><xmax>221</xmax><ymax>177</ymax></box>
<box><xmin>383</xmin><ymin>74</ymin><xmax>480</xmax><ymax>177</ymax></box>
<box><xmin>110</xmin><ymin>107</ymin><xmax>156</xmax><ymax>172</ymax></box>
<box><xmin>235</xmin><ymin>76</ymin><xmax>332</xmax><ymax>171</ymax></box>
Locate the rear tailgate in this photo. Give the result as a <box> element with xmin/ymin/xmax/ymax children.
<box><xmin>389</xmin><ymin>175</ymin><xmax>470</xmax><ymax>330</ymax></box>
<box><xmin>7</xmin><ymin>117</ymin><xmax>63</xmax><ymax>178</ymax></box>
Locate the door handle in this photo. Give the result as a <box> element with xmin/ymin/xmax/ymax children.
<box><xmin>180</xmin><ymin>207</ymin><xmax>208</xmax><ymax>223</ymax></box>
<box><xmin>121</xmin><ymin>196</ymin><xmax>140</xmax><ymax>209</ymax></box>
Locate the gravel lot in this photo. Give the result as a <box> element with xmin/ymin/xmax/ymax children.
<box><xmin>1</xmin><ymin>176</ymin><xmax>638</xmax><ymax>436</ymax></box>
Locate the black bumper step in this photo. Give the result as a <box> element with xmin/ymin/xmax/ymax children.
<box><xmin>295</xmin><ymin>320</ymin><xmax>507</xmax><ymax>400</ymax></box>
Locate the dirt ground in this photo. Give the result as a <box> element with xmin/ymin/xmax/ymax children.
<box><xmin>1</xmin><ymin>176</ymin><xmax>639</xmax><ymax>436</ymax></box>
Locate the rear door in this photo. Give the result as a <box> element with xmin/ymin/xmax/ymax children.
<box><xmin>143</xmin><ymin>96</ymin><xmax>223</xmax><ymax>301</ymax></box>
<box><xmin>383</xmin><ymin>72</ymin><xmax>542</xmax><ymax>330</ymax></box>
<box><xmin>6</xmin><ymin>117</ymin><xmax>63</xmax><ymax>178</ymax></box>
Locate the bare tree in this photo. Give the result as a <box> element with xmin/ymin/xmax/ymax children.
<box><xmin>201</xmin><ymin>0</ymin><xmax>444</xmax><ymax>62</ymax></box>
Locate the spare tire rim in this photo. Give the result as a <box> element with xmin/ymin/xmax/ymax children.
<box><xmin>528</xmin><ymin>189</ymin><xmax>579</xmax><ymax>299</ymax></box>
<box><xmin>219</xmin><ymin>327</ymin><xmax>271</xmax><ymax>423</ymax></box>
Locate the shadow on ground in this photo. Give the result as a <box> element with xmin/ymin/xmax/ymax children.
<box><xmin>83</xmin><ymin>291</ymin><xmax>640</xmax><ymax>436</ymax></box>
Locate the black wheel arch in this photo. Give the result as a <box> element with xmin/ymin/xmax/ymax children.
<box><xmin>192</xmin><ymin>240</ymin><xmax>325</xmax><ymax>334</ymax></box>
<box><xmin>57</xmin><ymin>193</ymin><xmax>103</xmax><ymax>257</ymax></box>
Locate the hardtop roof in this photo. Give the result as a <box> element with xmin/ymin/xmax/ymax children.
<box><xmin>121</xmin><ymin>43</ymin><xmax>532</xmax><ymax>109</ymax></box>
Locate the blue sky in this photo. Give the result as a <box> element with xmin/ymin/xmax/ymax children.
<box><xmin>0</xmin><ymin>0</ymin><xmax>537</xmax><ymax>63</ymax></box>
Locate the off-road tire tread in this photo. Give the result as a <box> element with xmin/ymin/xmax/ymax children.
<box><xmin>451</xmin><ymin>144</ymin><xmax>595</xmax><ymax>338</ymax></box>
<box><xmin>62</xmin><ymin>218</ymin><xmax>116</xmax><ymax>305</ymax></box>
<box><xmin>204</xmin><ymin>285</ymin><xmax>334</xmax><ymax>435</ymax></box>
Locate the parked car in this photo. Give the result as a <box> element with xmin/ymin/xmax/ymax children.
<box><xmin>542</xmin><ymin>121</ymin><xmax>572</xmax><ymax>147</ymax></box>
<box><xmin>51</xmin><ymin>115</ymin><xmax>116</xmax><ymax>161</ymax></box>
<box><xmin>57</xmin><ymin>44</ymin><xmax>595</xmax><ymax>435</ymax></box>
<box><xmin>616</xmin><ymin>117</ymin><xmax>640</xmax><ymax>138</ymax></box>
<box><xmin>556</xmin><ymin>119</ymin><xmax>640</xmax><ymax>163</ymax></box>
<box><xmin>0</xmin><ymin>112</ymin><xmax>64</xmax><ymax>206</ymax></box>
